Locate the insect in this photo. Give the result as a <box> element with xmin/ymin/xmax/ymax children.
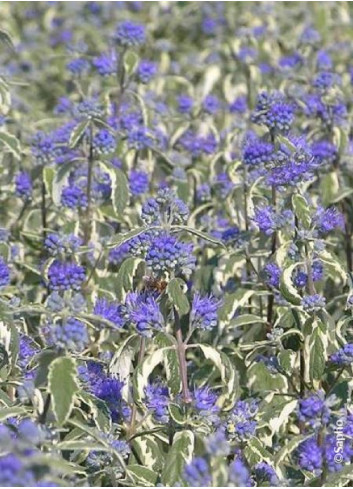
<box><xmin>143</xmin><ymin>275</ymin><xmax>168</xmax><ymax>294</ymax></box>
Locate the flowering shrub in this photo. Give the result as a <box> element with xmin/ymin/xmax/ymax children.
<box><xmin>0</xmin><ymin>2</ymin><xmax>353</xmax><ymax>487</ymax></box>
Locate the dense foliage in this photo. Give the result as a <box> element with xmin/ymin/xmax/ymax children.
<box><xmin>0</xmin><ymin>1</ymin><xmax>352</xmax><ymax>487</ymax></box>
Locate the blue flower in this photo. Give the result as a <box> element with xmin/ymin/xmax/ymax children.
<box><xmin>109</xmin><ymin>242</ymin><xmax>130</xmax><ymax>265</ymax></box>
<box><xmin>45</xmin><ymin>317</ymin><xmax>89</xmax><ymax>352</ymax></box>
<box><xmin>0</xmin><ymin>258</ymin><xmax>10</xmax><ymax>287</ymax></box>
<box><xmin>229</xmin><ymin>459</ymin><xmax>252</xmax><ymax>487</ymax></box>
<box><xmin>255</xmin><ymin>462</ymin><xmax>279</xmax><ymax>485</ymax></box>
<box><xmin>183</xmin><ymin>457</ymin><xmax>212</xmax><ymax>487</ymax></box>
<box><xmin>191</xmin><ymin>294</ymin><xmax>220</xmax><ymax>331</ymax></box>
<box><xmin>93</xmin><ymin>52</ymin><xmax>117</xmax><ymax>76</ymax></box>
<box><xmin>193</xmin><ymin>387</ymin><xmax>220</xmax><ymax>417</ymax></box>
<box><xmin>316</xmin><ymin>50</ymin><xmax>332</xmax><ymax>70</ymax></box>
<box><xmin>95</xmin><ymin>378</ymin><xmax>126</xmax><ymax>422</ymax></box>
<box><xmin>15</xmin><ymin>171</ymin><xmax>32</xmax><ymax>199</ymax></box>
<box><xmin>226</xmin><ymin>399</ymin><xmax>258</xmax><ymax>441</ymax></box>
<box><xmin>129</xmin><ymin>170</ymin><xmax>149</xmax><ymax>196</ymax></box>
<box><xmin>279</xmin><ymin>52</ymin><xmax>302</xmax><ymax>70</ymax></box>
<box><xmin>127</xmin><ymin>125</ymin><xmax>153</xmax><ymax>150</ymax></box>
<box><xmin>253</xmin><ymin>206</ymin><xmax>276</xmax><ymax>235</ymax></box>
<box><xmin>61</xmin><ymin>185</ymin><xmax>88</xmax><ymax>209</ymax></box>
<box><xmin>251</xmin><ymin>91</ymin><xmax>294</xmax><ymax>134</ymax></box>
<box><xmin>264</xmin><ymin>262</ymin><xmax>281</xmax><ymax>288</ymax></box>
<box><xmin>93</xmin><ymin>129</ymin><xmax>116</xmax><ymax>154</ymax></box>
<box><xmin>312</xmin><ymin>260</ymin><xmax>324</xmax><ymax>281</ymax></box>
<box><xmin>31</xmin><ymin>131</ymin><xmax>56</xmax><ymax>165</ymax></box>
<box><xmin>243</xmin><ymin>134</ymin><xmax>274</xmax><ymax>166</ymax></box>
<box><xmin>293</xmin><ymin>270</ymin><xmax>308</xmax><ymax>288</ymax></box>
<box><xmin>179</xmin><ymin>130</ymin><xmax>217</xmax><ymax>156</ymax></box>
<box><xmin>313</xmin><ymin>71</ymin><xmax>341</xmax><ymax>91</ymax></box>
<box><xmin>66</xmin><ymin>57</ymin><xmax>90</xmax><ymax>75</ymax></box>
<box><xmin>18</xmin><ymin>335</ymin><xmax>39</xmax><ymax>370</ymax></box>
<box><xmin>177</xmin><ymin>94</ymin><xmax>193</xmax><ymax>114</ymax></box>
<box><xmin>45</xmin><ymin>233</ymin><xmax>82</xmax><ymax>257</ymax></box>
<box><xmin>202</xmin><ymin>95</ymin><xmax>220</xmax><ymax>114</ymax></box>
<box><xmin>93</xmin><ymin>298</ymin><xmax>125</xmax><ymax>329</ymax></box>
<box><xmin>297</xmin><ymin>438</ymin><xmax>322</xmax><ymax>472</ymax></box>
<box><xmin>205</xmin><ymin>430</ymin><xmax>230</xmax><ymax>456</ymax></box>
<box><xmin>229</xmin><ymin>95</ymin><xmax>247</xmax><ymax>114</ymax></box>
<box><xmin>48</xmin><ymin>260</ymin><xmax>86</xmax><ymax>291</ymax></box>
<box><xmin>145</xmin><ymin>380</ymin><xmax>170</xmax><ymax>423</ymax></box>
<box><xmin>196</xmin><ymin>183</ymin><xmax>211</xmax><ymax>202</ymax></box>
<box><xmin>311</xmin><ymin>140</ymin><xmax>337</xmax><ymax>167</ymax></box>
<box><xmin>301</xmin><ymin>294</ymin><xmax>326</xmax><ymax>312</ymax></box>
<box><xmin>74</xmin><ymin>99</ymin><xmax>104</xmax><ymax>120</ymax></box>
<box><xmin>141</xmin><ymin>188</ymin><xmax>189</xmax><ymax>226</ymax></box>
<box><xmin>124</xmin><ymin>291</ymin><xmax>164</xmax><ymax>337</ymax></box>
<box><xmin>146</xmin><ymin>233</ymin><xmax>195</xmax><ymax>277</ymax></box>
<box><xmin>0</xmin><ymin>454</ymin><xmax>36</xmax><ymax>487</ymax></box>
<box><xmin>138</xmin><ymin>59</ymin><xmax>157</xmax><ymax>83</ymax></box>
<box><xmin>298</xmin><ymin>390</ymin><xmax>331</xmax><ymax>426</ymax></box>
<box><xmin>313</xmin><ymin>207</ymin><xmax>344</xmax><ymax>234</ymax></box>
<box><xmin>114</xmin><ymin>21</ymin><xmax>146</xmax><ymax>47</ymax></box>
<box><xmin>330</xmin><ymin>344</ymin><xmax>353</xmax><ymax>366</ymax></box>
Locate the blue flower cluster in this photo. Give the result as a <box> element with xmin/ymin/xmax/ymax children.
<box><xmin>45</xmin><ymin>317</ymin><xmax>89</xmax><ymax>351</ymax></box>
<box><xmin>48</xmin><ymin>260</ymin><xmax>86</xmax><ymax>291</ymax></box>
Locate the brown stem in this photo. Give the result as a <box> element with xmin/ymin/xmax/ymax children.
<box><xmin>174</xmin><ymin>308</ymin><xmax>191</xmax><ymax>403</ymax></box>
<box><xmin>83</xmin><ymin>123</ymin><xmax>94</xmax><ymax>245</ymax></box>
<box><xmin>38</xmin><ymin>393</ymin><xmax>51</xmax><ymax>424</ymax></box>
<box><xmin>129</xmin><ymin>337</ymin><xmax>146</xmax><ymax>436</ymax></box>
<box><xmin>266</xmin><ymin>184</ymin><xmax>277</xmax><ymax>331</ymax></box>
<box><xmin>41</xmin><ymin>168</ymin><xmax>47</xmax><ymax>242</ymax></box>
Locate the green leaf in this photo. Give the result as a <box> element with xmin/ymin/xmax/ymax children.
<box><xmin>195</xmin><ymin>344</ymin><xmax>238</xmax><ymax>408</ymax></box>
<box><xmin>48</xmin><ymin>357</ymin><xmax>79</xmax><ymax>425</ymax></box>
<box><xmin>100</xmin><ymin>162</ymin><xmax>129</xmax><ymax>216</ymax></box>
<box><xmin>156</xmin><ymin>332</ymin><xmax>181</xmax><ymax>396</ymax></box>
<box><xmin>0</xmin><ymin>29</ymin><xmax>15</xmax><ymax>53</ymax></box>
<box><xmin>292</xmin><ymin>194</ymin><xmax>311</xmax><ymax>229</ymax></box>
<box><xmin>320</xmin><ymin>172</ymin><xmax>339</xmax><ymax>207</ymax></box>
<box><xmin>230</xmin><ymin>314</ymin><xmax>266</xmax><ymax>328</ymax></box>
<box><xmin>107</xmin><ymin>227</ymin><xmax>151</xmax><ymax>248</ymax></box>
<box><xmin>274</xmin><ymin>434</ymin><xmax>310</xmax><ymax>467</ymax></box>
<box><xmin>330</xmin><ymin>188</ymin><xmax>353</xmax><ymax>204</ymax></box>
<box><xmin>78</xmin><ymin>391</ymin><xmax>111</xmax><ymax>433</ymax></box>
<box><xmin>0</xmin><ymin>131</ymin><xmax>21</xmax><ymax>159</ymax></box>
<box><xmin>248</xmin><ymin>362</ymin><xmax>287</xmax><ymax>393</ymax></box>
<box><xmin>116</xmin><ymin>257</ymin><xmax>144</xmax><ymax>302</ymax></box>
<box><xmin>244</xmin><ymin>437</ymin><xmax>273</xmax><ymax>466</ymax></box>
<box><xmin>69</xmin><ymin>120</ymin><xmax>89</xmax><ymax>148</ymax></box>
<box><xmin>278</xmin><ymin>350</ymin><xmax>296</xmax><ymax>374</ymax></box>
<box><xmin>333</xmin><ymin>126</ymin><xmax>349</xmax><ymax>156</ymax></box>
<box><xmin>219</xmin><ymin>289</ymin><xmax>255</xmax><ymax>321</ymax></box>
<box><xmin>276</xmin><ymin>134</ymin><xmax>297</xmax><ymax>152</ymax></box>
<box><xmin>0</xmin><ymin>407</ymin><xmax>26</xmax><ymax>421</ymax></box>
<box><xmin>133</xmin><ymin>347</ymin><xmax>172</xmax><ymax>402</ymax></box>
<box><xmin>319</xmin><ymin>249</ymin><xmax>347</xmax><ymax>285</ymax></box>
<box><xmin>132</xmin><ymin>435</ymin><xmax>165</xmax><ymax>471</ymax></box>
<box><xmin>171</xmin><ymin>225</ymin><xmax>225</xmax><ymax>247</ymax></box>
<box><xmin>109</xmin><ymin>334</ymin><xmax>140</xmax><ymax>381</ymax></box>
<box><xmin>57</xmin><ymin>440</ymin><xmax>111</xmax><ymax>451</ymax></box>
<box><xmin>306</xmin><ymin>323</ymin><xmax>327</xmax><ymax>383</ymax></box>
<box><xmin>168</xmin><ymin>403</ymin><xmax>187</xmax><ymax>425</ymax></box>
<box><xmin>323</xmin><ymin>464</ymin><xmax>353</xmax><ymax>486</ymax></box>
<box><xmin>167</xmin><ymin>278</ymin><xmax>190</xmax><ymax>316</ymax></box>
<box><xmin>43</xmin><ymin>167</ymin><xmax>55</xmax><ymax>196</ymax></box>
<box><xmin>124</xmin><ymin>51</ymin><xmax>139</xmax><ymax>77</ymax></box>
<box><xmin>0</xmin><ymin>77</ymin><xmax>11</xmax><ymax>113</ymax></box>
<box><xmin>161</xmin><ymin>430</ymin><xmax>194</xmax><ymax>486</ymax></box>
<box><xmin>127</xmin><ymin>465</ymin><xmax>158</xmax><ymax>487</ymax></box>
<box><xmin>279</xmin><ymin>263</ymin><xmax>302</xmax><ymax>305</ymax></box>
